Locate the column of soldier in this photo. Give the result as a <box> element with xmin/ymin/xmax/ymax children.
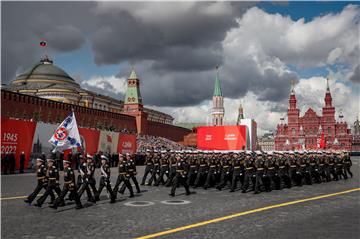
<box><xmin>24</xmin><ymin>153</ymin><xmax>141</xmax><ymax>210</ymax></box>
<box><xmin>24</xmin><ymin>149</ymin><xmax>353</xmax><ymax>210</ymax></box>
<box><xmin>141</xmin><ymin>149</ymin><xmax>353</xmax><ymax>197</ymax></box>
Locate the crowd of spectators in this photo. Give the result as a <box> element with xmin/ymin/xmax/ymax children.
<box><xmin>136</xmin><ymin>135</ymin><xmax>189</xmax><ymax>153</ymax></box>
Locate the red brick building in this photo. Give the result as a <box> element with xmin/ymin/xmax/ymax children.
<box><xmin>275</xmin><ymin>79</ymin><xmax>352</xmax><ymax>151</ymax></box>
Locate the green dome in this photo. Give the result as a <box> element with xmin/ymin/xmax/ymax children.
<box><xmin>10</xmin><ymin>57</ymin><xmax>80</xmax><ymax>92</ymax></box>
<box><xmin>16</xmin><ymin>57</ymin><xmax>75</xmax><ymax>82</ymax></box>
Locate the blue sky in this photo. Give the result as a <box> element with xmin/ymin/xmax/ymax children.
<box><xmin>258</xmin><ymin>1</ymin><xmax>359</xmax><ymax>21</ymax></box>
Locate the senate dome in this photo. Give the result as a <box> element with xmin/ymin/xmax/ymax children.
<box><xmin>9</xmin><ymin>56</ymin><xmax>82</xmax><ymax>104</ymax></box>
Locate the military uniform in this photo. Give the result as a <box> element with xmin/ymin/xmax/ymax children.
<box><xmin>50</xmin><ymin>160</ymin><xmax>82</xmax><ymax>209</ymax></box>
<box><xmin>148</xmin><ymin>155</ymin><xmax>160</xmax><ymax>186</ymax></box>
<box><xmin>216</xmin><ymin>158</ymin><xmax>232</xmax><ymax>190</ymax></box>
<box><xmin>186</xmin><ymin>156</ymin><xmax>199</xmax><ymax>187</ymax></box>
<box><xmin>96</xmin><ymin>155</ymin><xmax>116</xmax><ymax>203</ymax></box>
<box><xmin>155</xmin><ymin>154</ymin><xmax>170</xmax><ymax>186</ymax></box>
<box><xmin>78</xmin><ymin>155</ymin><xmax>97</xmax><ymax>203</ymax></box>
<box><xmin>165</xmin><ymin>157</ymin><xmax>177</xmax><ymax>187</ymax></box>
<box><xmin>141</xmin><ymin>151</ymin><xmax>154</xmax><ymax>185</ymax></box>
<box><xmin>24</xmin><ymin>158</ymin><xmax>55</xmax><ymax>204</ymax></box>
<box><xmin>230</xmin><ymin>157</ymin><xmax>242</xmax><ymax>192</ymax></box>
<box><xmin>113</xmin><ymin>157</ymin><xmax>134</xmax><ymax>198</ymax></box>
<box><xmin>242</xmin><ymin>154</ymin><xmax>255</xmax><ymax>193</ymax></box>
<box><xmin>204</xmin><ymin>158</ymin><xmax>217</xmax><ymax>190</ymax></box>
<box><xmin>193</xmin><ymin>156</ymin><xmax>208</xmax><ymax>188</ymax></box>
<box><xmin>343</xmin><ymin>153</ymin><xmax>353</xmax><ymax>178</ymax></box>
<box><xmin>170</xmin><ymin>157</ymin><xmax>191</xmax><ymax>196</ymax></box>
<box><xmin>35</xmin><ymin>159</ymin><xmax>63</xmax><ymax>207</ymax></box>
<box><xmin>120</xmin><ymin>155</ymin><xmax>141</xmax><ymax>194</ymax></box>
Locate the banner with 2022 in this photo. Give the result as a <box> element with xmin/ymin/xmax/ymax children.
<box><xmin>1</xmin><ymin>117</ymin><xmax>37</xmax><ymax>169</ymax></box>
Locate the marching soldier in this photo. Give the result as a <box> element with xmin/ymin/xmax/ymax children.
<box><xmin>78</xmin><ymin>154</ymin><xmax>97</xmax><ymax>203</ymax></box>
<box><xmin>282</xmin><ymin>155</ymin><xmax>292</xmax><ymax>188</ymax></box>
<box><xmin>230</xmin><ymin>155</ymin><xmax>242</xmax><ymax>192</ymax></box>
<box><xmin>204</xmin><ymin>155</ymin><xmax>217</xmax><ymax>190</ymax></box>
<box><xmin>169</xmin><ymin>154</ymin><xmax>191</xmax><ymax>197</ymax></box>
<box><xmin>120</xmin><ymin>154</ymin><xmax>141</xmax><ymax>194</ymax></box>
<box><xmin>253</xmin><ymin>152</ymin><xmax>265</xmax><ymax>194</ymax></box>
<box><xmin>165</xmin><ymin>154</ymin><xmax>177</xmax><ymax>187</ymax></box>
<box><xmin>24</xmin><ymin>158</ymin><xmax>55</xmax><ymax>205</ymax></box>
<box><xmin>113</xmin><ymin>154</ymin><xmax>134</xmax><ymax>198</ymax></box>
<box><xmin>35</xmin><ymin>158</ymin><xmax>63</xmax><ymax>207</ymax></box>
<box><xmin>186</xmin><ymin>153</ymin><xmax>198</xmax><ymax>187</ymax></box>
<box><xmin>141</xmin><ymin>150</ymin><xmax>154</xmax><ymax>185</ymax></box>
<box><xmin>193</xmin><ymin>153</ymin><xmax>208</xmax><ymax>188</ymax></box>
<box><xmin>155</xmin><ymin>152</ymin><xmax>170</xmax><ymax>186</ymax></box>
<box><xmin>272</xmin><ymin>154</ymin><xmax>281</xmax><ymax>190</ymax></box>
<box><xmin>328</xmin><ymin>154</ymin><xmax>338</xmax><ymax>181</ymax></box>
<box><xmin>147</xmin><ymin>152</ymin><xmax>160</xmax><ymax>186</ymax></box>
<box><xmin>216</xmin><ymin>156</ymin><xmax>232</xmax><ymax>191</ymax></box>
<box><xmin>50</xmin><ymin>159</ymin><xmax>83</xmax><ymax>209</ymax></box>
<box><xmin>343</xmin><ymin>151</ymin><xmax>353</xmax><ymax>178</ymax></box>
<box><xmin>95</xmin><ymin>155</ymin><xmax>116</xmax><ymax>203</ymax></box>
<box><xmin>242</xmin><ymin>152</ymin><xmax>255</xmax><ymax>193</ymax></box>
<box><xmin>76</xmin><ymin>154</ymin><xmax>86</xmax><ymax>191</ymax></box>
<box><xmin>335</xmin><ymin>152</ymin><xmax>347</xmax><ymax>180</ymax></box>
<box><xmin>262</xmin><ymin>153</ymin><xmax>273</xmax><ymax>192</ymax></box>
<box><xmin>310</xmin><ymin>155</ymin><xmax>321</xmax><ymax>184</ymax></box>
<box><xmin>303</xmin><ymin>154</ymin><xmax>313</xmax><ymax>185</ymax></box>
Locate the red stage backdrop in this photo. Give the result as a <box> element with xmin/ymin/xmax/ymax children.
<box><xmin>118</xmin><ymin>134</ymin><xmax>137</xmax><ymax>154</ymax></box>
<box><xmin>78</xmin><ymin>128</ymin><xmax>100</xmax><ymax>155</ymax></box>
<box><xmin>1</xmin><ymin>118</ymin><xmax>37</xmax><ymax>169</ymax></box>
<box><xmin>197</xmin><ymin>125</ymin><xmax>247</xmax><ymax>150</ymax></box>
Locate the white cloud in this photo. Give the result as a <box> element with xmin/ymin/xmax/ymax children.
<box><xmin>81</xmin><ymin>75</ymin><xmax>127</xmax><ymax>95</ymax></box>
<box><xmin>224</xmin><ymin>5</ymin><xmax>359</xmax><ymax>68</ymax></box>
<box><xmin>86</xmin><ymin>4</ymin><xmax>360</xmax><ymax>136</ymax></box>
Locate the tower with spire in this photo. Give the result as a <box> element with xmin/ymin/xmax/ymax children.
<box><xmin>211</xmin><ymin>66</ymin><xmax>225</xmax><ymax>126</ymax></box>
<box><xmin>287</xmin><ymin>79</ymin><xmax>300</xmax><ymax>140</ymax></box>
<box><xmin>322</xmin><ymin>77</ymin><xmax>335</xmax><ymax>137</ymax></box>
<box><xmin>237</xmin><ymin>103</ymin><xmax>244</xmax><ymax>125</ymax></box>
<box><xmin>123</xmin><ymin>68</ymin><xmax>143</xmax><ymax>112</ymax></box>
<box><xmin>123</xmin><ymin>68</ymin><xmax>148</xmax><ymax>134</ymax></box>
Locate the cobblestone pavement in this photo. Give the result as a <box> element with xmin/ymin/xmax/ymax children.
<box><xmin>1</xmin><ymin>157</ymin><xmax>360</xmax><ymax>239</ymax></box>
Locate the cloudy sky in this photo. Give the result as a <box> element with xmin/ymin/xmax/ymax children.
<box><xmin>2</xmin><ymin>1</ymin><xmax>359</xmax><ymax>135</ymax></box>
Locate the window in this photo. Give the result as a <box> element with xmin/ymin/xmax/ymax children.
<box><xmin>327</xmin><ymin>127</ymin><xmax>331</xmax><ymax>134</ymax></box>
<box><xmin>292</xmin><ymin>128</ymin><xmax>295</xmax><ymax>135</ymax></box>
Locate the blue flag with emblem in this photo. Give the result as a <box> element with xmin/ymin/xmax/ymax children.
<box><xmin>49</xmin><ymin>111</ymin><xmax>82</xmax><ymax>152</ymax></box>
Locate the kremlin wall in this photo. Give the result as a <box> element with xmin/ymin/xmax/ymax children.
<box><xmin>1</xmin><ymin>56</ymin><xmax>191</xmax><ymax>142</ymax></box>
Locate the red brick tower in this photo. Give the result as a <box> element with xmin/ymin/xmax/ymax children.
<box><xmin>287</xmin><ymin>80</ymin><xmax>300</xmax><ymax>149</ymax></box>
<box><xmin>321</xmin><ymin>78</ymin><xmax>336</xmax><ymax>141</ymax></box>
<box><xmin>122</xmin><ymin>69</ymin><xmax>148</xmax><ymax>135</ymax></box>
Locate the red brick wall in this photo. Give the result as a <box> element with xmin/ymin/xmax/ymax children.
<box><xmin>1</xmin><ymin>90</ymin><xmax>191</xmax><ymax>143</ymax></box>
<box><xmin>1</xmin><ymin>90</ymin><xmax>137</xmax><ymax>132</ymax></box>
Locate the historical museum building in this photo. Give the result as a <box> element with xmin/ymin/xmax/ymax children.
<box><xmin>275</xmin><ymin>79</ymin><xmax>352</xmax><ymax>150</ymax></box>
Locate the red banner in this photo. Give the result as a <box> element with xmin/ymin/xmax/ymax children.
<box><xmin>1</xmin><ymin>118</ymin><xmax>36</xmax><ymax>169</ymax></box>
<box><xmin>118</xmin><ymin>134</ymin><xmax>137</xmax><ymax>154</ymax></box>
<box><xmin>197</xmin><ymin>125</ymin><xmax>247</xmax><ymax>150</ymax></box>
<box><xmin>78</xmin><ymin>128</ymin><xmax>100</xmax><ymax>155</ymax></box>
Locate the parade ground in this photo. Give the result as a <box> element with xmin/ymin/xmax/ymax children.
<box><xmin>1</xmin><ymin>157</ymin><xmax>360</xmax><ymax>239</ymax></box>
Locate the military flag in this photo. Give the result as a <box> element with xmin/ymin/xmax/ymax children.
<box><xmin>49</xmin><ymin>111</ymin><xmax>82</xmax><ymax>152</ymax></box>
